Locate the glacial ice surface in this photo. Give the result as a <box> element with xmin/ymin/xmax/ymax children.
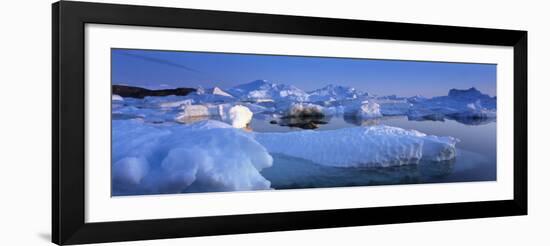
<box><xmin>408</xmin><ymin>87</ymin><xmax>496</xmax><ymax>123</ymax></box>
<box><xmin>112</xmin><ymin>120</ymin><xmax>272</xmax><ymax>195</ymax></box>
<box><xmin>227</xmin><ymin>80</ymin><xmax>310</xmax><ymax>102</ymax></box>
<box><xmin>308</xmin><ymin>84</ymin><xmax>367</xmax><ymax>102</ymax></box>
<box><xmin>176</xmin><ymin>104</ymin><xmax>253</xmax><ymax>128</ymax></box>
<box><xmin>255</xmin><ymin>125</ymin><xmax>459</xmax><ymax>168</ymax></box>
<box><xmin>112</xmin><ymin>94</ymin><xmax>124</xmax><ymax>101</ymax></box>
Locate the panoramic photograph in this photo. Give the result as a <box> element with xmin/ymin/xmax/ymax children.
<box><xmin>111</xmin><ymin>48</ymin><xmax>497</xmax><ymax>196</ymax></box>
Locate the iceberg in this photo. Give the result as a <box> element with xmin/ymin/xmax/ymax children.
<box><xmin>176</xmin><ymin>104</ymin><xmax>253</xmax><ymax>128</ymax></box>
<box><xmin>255</xmin><ymin>125</ymin><xmax>459</xmax><ymax>168</ymax></box>
<box><xmin>112</xmin><ymin>120</ymin><xmax>273</xmax><ymax>195</ymax></box>
<box><xmin>176</xmin><ymin>104</ymin><xmax>220</xmax><ymax>119</ymax></box>
<box><xmin>228</xmin><ymin>105</ymin><xmax>253</xmax><ymax>128</ymax></box>
<box><xmin>355</xmin><ymin>101</ymin><xmax>382</xmax><ymax>119</ymax></box>
<box><xmin>159</xmin><ymin>99</ymin><xmax>194</xmax><ymax>108</ymax></box>
<box><xmin>408</xmin><ymin>87</ymin><xmax>496</xmax><ymax>124</ymax></box>
<box><xmin>339</xmin><ymin>100</ymin><xmax>382</xmax><ymax>119</ymax></box>
<box><xmin>375</xmin><ymin>98</ymin><xmax>412</xmax><ymax>116</ymax></box>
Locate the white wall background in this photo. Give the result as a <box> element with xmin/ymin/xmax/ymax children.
<box><xmin>0</xmin><ymin>0</ymin><xmax>548</xmax><ymax>245</ymax></box>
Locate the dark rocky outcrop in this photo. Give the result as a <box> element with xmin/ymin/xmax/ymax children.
<box><xmin>112</xmin><ymin>85</ymin><xmax>196</xmax><ymax>98</ymax></box>
<box><xmin>278</xmin><ymin>117</ymin><xmax>328</xmax><ymax>130</ymax></box>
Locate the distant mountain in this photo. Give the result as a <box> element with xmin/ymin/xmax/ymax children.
<box><xmin>112</xmin><ymin>85</ymin><xmax>196</xmax><ymax>98</ymax></box>
<box><xmin>227</xmin><ymin>80</ymin><xmax>309</xmax><ymax>102</ymax></box>
<box><xmin>308</xmin><ymin>84</ymin><xmax>366</xmax><ymax>102</ymax></box>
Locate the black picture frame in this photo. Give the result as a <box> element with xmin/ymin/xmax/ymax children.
<box><xmin>52</xmin><ymin>1</ymin><xmax>527</xmax><ymax>245</ymax></box>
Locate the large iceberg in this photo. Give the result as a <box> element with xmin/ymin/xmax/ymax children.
<box><xmin>337</xmin><ymin>100</ymin><xmax>383</xmax><ymax>119</ymax></box>
<box><xmin>112</xmin><ymin>120</ymin><xmax>273</xmax><ymax>195</ymax></box>
<box><xmin>255</xmin><ymin>125</ymin><xmax>459</xmax><ymax>168</ymax></box>
<box><xmin>408</xmin><ymin>87</ymin><xmax>496</xmax><ymax>124</ymax></box>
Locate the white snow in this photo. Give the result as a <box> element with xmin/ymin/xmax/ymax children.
<box><xmin>255</xmin><ymin>125</ymin><xmax>458</xmax><ymax>168</ymax></box>
<box><xmin>228</xmin><ymin>105</ymin><xmax>253</xmax><ymax>128</ymax></box>
<box><xmin>196</xmin><ymin>86</ymin><xmax>234</xmax><ymax>98</ymax></box>
<box><xmin>159</xmin><ymin>99</ymin><xmax>194</xmax><ymax>108</ymax></box>
<box><xmin>210</xmin><ymin>86</ymin><xmax>234</xmax><ymax>97</ymax></box>
<box><xmin>112</xmin><ymin>120</ymin><xmax>272</xmax><ymax>195</ymax></box>
<box><xmin>176</xmin><ymin>104</ymin><xmax>218</xmax><ymax>119</ymax></box>
<box><xmin>176</xmin><ymin>104</ymin><xmax>253</xmax><ymax>128</ymax></box>
<box><xmin>308</xmin><ymin>84</ymin><xmax>366</xmax><ymax>102</ymax></box>
<box><xmin>112</xmin><ymin>94</ymin><xmax>124</xmax><ymax>101</ymax></box>
<box><xmin>228</xmin><ymin>80</ymin><xmax>310</xmax><ymax>102</ymax></box>
<box><xmin>355</xmin><ymin>101</ymin><xmax>382</xmax><ymax>119</ymax></box>
<box><xmin>113</xmin><ymin>157</ymin><xmax>149</xmax><ymax>185</ymax></box>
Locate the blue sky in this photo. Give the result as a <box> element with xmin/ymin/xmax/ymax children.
<box><xmin>112</xmin><ymin>48</ymin><xmax>496</xmax><ymax>97</ymax></box>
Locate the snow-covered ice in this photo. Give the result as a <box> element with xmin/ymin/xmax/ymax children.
<box><xmin>355</xmin><ymin>101</ymin><xmax>382</xmax><ymax>119</ymax></box>
<box><xmin>159</xmin><ymin>99</ymin><xmax>194</xmax><ymax>108</ymax></box>
<box><xmin>112</xmin><ymin>94</ymin><xmax>124</xmax><ymax>101</ymax></box>
<box><xmin>255</xmin><ymin>125</ymin><xmax>458</xmax><ymax>168</ymax></box>
<box><xmin>408</xmin><ymin>87</ymin><xmax>496</xmax><ymax>122</ymax></box>
<box><xmin>176</xmin><ymin>104</ymin><xmax>253</xmax><ymax>128</ymax></box>
<box><xmin>308</xmin><ymin>84</ymin><xmax>366</xmax><ymax>102</ymax></box>
<box><xmin>112</xmin><ymin>120</ymin><xmax>272</xmax><ymax>195</ymax></box>
<box><xmin>228</xmin><ymin>105</ymin><xmax>253</xmax><ymax>128</ymax></box>
<box><xmin>110</xmin><ymin>81</ymin><xmax>493</xmax><ymax>195</ymax></box>
<box><xmin>227</xmin><ymin>80</ymin><xmax>310</xmax><ymax>102</ymax></box>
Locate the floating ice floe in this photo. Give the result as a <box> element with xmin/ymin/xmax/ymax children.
<box><xmin>112</xmin><ymin>118</ymin><xmax>460</xmax><ymax>194</ymax></box>
<box><xmin>255</xmin><ymin>125</ymin><xmax>459</xmax><ymax>168</ymax></box>
<box><xmin>112</xmin><ymin>120</ymin><xmax>273</xmax><ymax>195</ymax></box>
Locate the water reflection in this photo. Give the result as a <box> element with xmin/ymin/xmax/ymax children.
<box><xmin>450</xmin><ymin>116</ymin><xmax>496</xmax><ymax>125</ymax></box>
<box><xmin>407</xmin><ymin>114</ymin><xmax>495</xmax><ymax>126</ymax></box>
<box><xmin>261</xmin><ymin>154</ymin><xmax>457</xmax><ymax>189</ymax></box>
<box><xmin>342</xmin><ymin>115</ymin><xmax>381</xmax><ymax>126</ymax></box>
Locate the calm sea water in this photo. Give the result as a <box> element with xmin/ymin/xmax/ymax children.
<box><xmin>251</xmin><ymin>115</ymin><xmax>497</xmax><ymax>189</ymax></box>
